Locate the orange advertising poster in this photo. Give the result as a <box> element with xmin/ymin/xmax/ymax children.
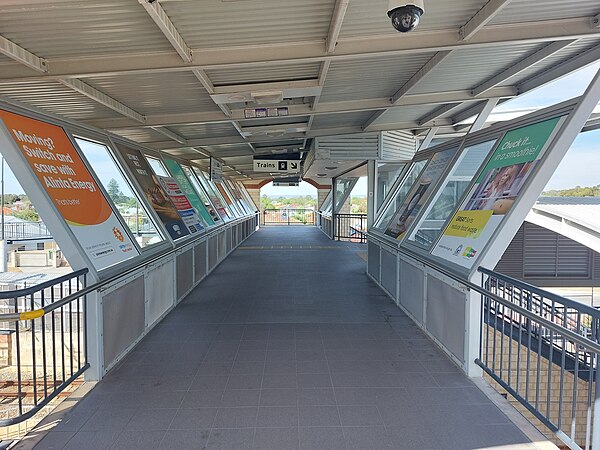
<box><xmin>0</xmin><ymin>109</ymin><xmax>139</xmax><ymax>269</ymax></box>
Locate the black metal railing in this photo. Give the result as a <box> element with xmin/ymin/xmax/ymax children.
<box><xmin>263</xmin><ymin>209</ymin><xmax>316</xmax><ymax>226</ymax></box>
<box><xmin>477</xmin><ymin>267</ymin><xmax>600</xmax><ymax>450</ymax></box>
<box><xmin>0</xmin><ymin>269</ymin><xmax>89</xmax><ymax>426</ymax></box>
<box><xmin>335</xmin><ymin>214</ymin><xmax>367</xmax><ymax>243</ymax></box>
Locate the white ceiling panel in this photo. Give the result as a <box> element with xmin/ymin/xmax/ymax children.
<box><xmin>492</xmin><ymin>0</ymin><xmax>600</xmax><ymax>24</ymax></box>
<box><xmin>110</xmin><ymin>128</ymin><xmax>167</xmax><ymax>144</ymax></box>
<box><xmin>312</xmin><ymin>111</ymin><xmax>374</xmax><ymax>130</ymax></box>
<box><xmin>411</xmin><ymin>43</ymin><xmax>545</xmax><ymax>94</ymax></box>
<box><xmin>168</xmin><ymin>123</ymin><xmax>240</xmax><ymax>140</ymax></box>
<box><xmin>207</xmin><ymin>63</ymin><xmax>322</xmax><ymax>86</ymax></box>
<box><xmin>0</xmin><ymin>1</ymin><xmax>172</xmax><ymax>59</ymax></box>
<box><xmin>0</xmin><ymin>81</ymin><xmax>122</xmax><ymax>120</ymax></box>
<box><xmin>85</xmin><ymin>72</ymin><xmax>221</xmax><ymax>116</ymax></box>
<box><xmin>340</xmin><ymin>0</ymin><xmax>487</xmax><ymax>38</ymax></box>
<box><xmin>164</xmin><ymin>0</ymin><xmax>336</xmax><ymax>48</ymax></box>
<box><xmin>320</xmin><ymin>53</ymin><xmax>437</xmax><ymax>103</ymax></box>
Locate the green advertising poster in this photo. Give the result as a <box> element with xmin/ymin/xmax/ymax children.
<box><xmin>432</xmin><ymin>116</ymin><xmax>565</xmax><ymax>269</ymax></box>
<box><xmin>163</xmin><ymin>158</ymin><xmax>215</xmax><ymax>227</ymax></box>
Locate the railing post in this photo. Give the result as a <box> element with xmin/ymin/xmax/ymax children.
<box><xmin>593</xmin><ymin>329</ymin><xmax>600</xmax><ymax>449</ymax></box>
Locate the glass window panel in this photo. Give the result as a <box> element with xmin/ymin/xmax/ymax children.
<box><xmin>384</xmin><ymin>148</ymin><xmax>458</xmax><ymax>240</ymax></box>
<box><xmin>145</xmin><ymin>156</ymin><xmax>169</xmax><ymax>176</ymax></box>
<box><xmin>320</xmin><ymin>191</ymin><xmax>333</xmax><ymax>216</ymax></box>
<box><xmin>407</xmin><ymin>140</ymin><xmax>497</xmax><ymax>249</ymax></box>
<box><xmin>182</xmin><ymin>166</ymin><xmax>223</xmax><ymax>224</ymax></box>
<box><xmin>74</xmin><ymin>138</ymin><xmax>164</xmax><ymax>248</ymax></box>
<box><xmin>192</xmin><ymin>168</ymin><xmax>232</xmax><ymax>220</ymax></box>
<box><xmin>373</xmin><ymin>159</ymin><xmax>428</xmax><ymax>232</ymax></box>
<box><xmin>215</xmin><ymin>180</ymin><xmax>241</xmax><ymax>216</ymax></box>
<box><xmin>334</xmin><ymin>178</ymin><xmax>358</xmax><ymax>213</ymax></box>
<box><xmin>226</xmin><ymin>179</ymin><xmax>252</xmax><ymax>214</ymax></box>
<box><xmin>376</xmin><ymin>162</ymin><xmax>406</xmax><ymax>212</ymax></box>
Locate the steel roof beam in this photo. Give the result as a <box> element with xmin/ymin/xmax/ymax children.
<box><xmin>459</xmin><ymin>0</ymin><xmax>514</xmax><ymax>41</ymax></box>
<box><xmin>0</xmin><ymin>34</ymin><xmax>47</xmax><ymax>73</ymax></box>
<box><xmin>150</xmin><ymin>126</ymin><xmax>188</xmax><ymax>145</ymax></box>
<box><xmin>58</xmin><ymin>78</ymin><xmax>146</xmax><ymax>123</ymax></box>
<box><xmin>468</xmin><ymin>98</ymin><xmax>499</xmax><ymax>132</ymax></box>
<box><xmin>327</xmin><ymin>0</ymin><xmax>350</xmax><ymax>54</ymax></box>
<box><xmin>1</xmin><ymin>18</ymin><xmax>598</xmax><ymax>82</ymax></box>
<box><xmin>138</xmin><ymin>0</ymin><xmax>193</xmax><ymax>63</ymax></box>
<box><xmin>418</xmin><ymin>104</ymin><xmax>464</xmax><ymax>126</ymax></box>
<box><xmin>472</xmin><ymin>40</ymin><xmax>577</xmax><ymax>96</ymax></box>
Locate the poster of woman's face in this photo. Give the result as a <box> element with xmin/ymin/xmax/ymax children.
<box><xmin>464</xmin><ymin>160</ymin><xmax>537</xmax><ymax>214</ymax></box>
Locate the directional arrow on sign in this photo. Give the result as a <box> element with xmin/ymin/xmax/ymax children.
<box><xmin>290</xmin><ymin>162</ymin><xmax>298</xmax><ymax>170</ymax></box>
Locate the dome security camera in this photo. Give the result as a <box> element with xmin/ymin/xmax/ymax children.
<box><xmin>387</xmin><ymin>1</ymin><xmax>425</xmax><ymax>33</ymax></box>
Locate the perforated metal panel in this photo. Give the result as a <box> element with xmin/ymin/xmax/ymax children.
<box><xmin>218</xmin><ymin>232</ymin><xmax>227</xmax><ymax>261</ymax></box>
<box><xmin>208</xmin><ymin>236</ymin><xmax>218</xmax><ymax>271</ymax></box>
<box><xmin>399</xmin><ymin>259</ymin><xmax>424</xmax><ymax>324</ymax></box>
<box><xmin>103</xmin><ymin>277</ymin><xmax>145</xmax><ymax>371</ymax></box>
<box><xmin>367</xmin><ymin>241</ymin><xmax>381</xmax><ymax>282</ymax></box>
<box><xmin>426</xmin><ymin>275</ymin><xmax>466</xmax><ymax>363</ymax></box>
<box><xmin>227</xmin><ymin>228</ymin><xmax>233</xmax><ymax>253</ymax></box>
<box><xmin>194</xmin><ymin>240</ymin><xmax>207</xmax><ymax>282</ymax></box>
<box><xmin>176</xmin><ymin>249</ymin><xmax>194</xmax><ymax>300</ymax></box>
<box><xmin>380</xmin><ymin>249</ymin><xmax>397</xmax><ymax>299</ymax></box>
<box><xmin>147</xmin><ymin>261</ymin><xmax>175</xmax><ymax>325</ymax></box>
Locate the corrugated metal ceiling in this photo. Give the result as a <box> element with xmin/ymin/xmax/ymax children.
<box><xmin>206</xmin><ymin>63</ymin><xmax>322</xmax><ymax>86</ymax></box>
<box><xmin>374</xmin><ymin>105</ymin><xmax>443</xmax><ymax>125</ymax></box>
<box><xmin>168</xmin><ymin>123</ymin><xmax>240</xmax><ymax>140</ymax></box>
<box><xmin>110</xmin><ymin>128</ymin><xmax>167</xmax><ymax>144</ymax></box>
<box><xmin>492</xmin><ymin>0</ymin><xmax>600</xmax><ymax>25</ymax></box>
<box><xmin>312</xmin><ymin>111</ymin><xmax>375</xmax><ymax>130</ymax></box>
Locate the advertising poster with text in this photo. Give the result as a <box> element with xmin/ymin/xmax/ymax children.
<box><xmin>163</xmin><ymin>158</ymin><xmax>214</xmax><ymax>227</ymax></box>
<box><xmin>432</xmin><ymin>116</ymin><xmax>564</xmax><ymax>268</ymax></box>
<box><xmin>116</xmin><ymin>144</ymin><xmax>190</xmax><ymax>240</ymax></box>
<box><xmin>0</xmin><ymin>109</ymin><xmax>138</xmax><ymax>270</ymax></box>
<box><xmin>384</xmin><ymin>147</ymin><xmax>457</xmax><ymax>240</ymax></box>
<box><xmin>156</xmin><ymin>176</ymin><xmax>204</xmax><ymax>234</ymax></box>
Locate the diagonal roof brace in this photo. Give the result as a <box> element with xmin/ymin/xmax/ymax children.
<box><xmin>58</xmin><ymin>78</ymin><xmax>146</xmax><ymax>123</ymax></box>
<box><xmin>459</xmin><ymin>0</ymin><xmax>514</xmax><ymax>41</ymax></box>
<box><xmin>138</xmin><ymin>0</ymin><xmax>193</xmax><ymax>63</ymax></box>
<box><xmin>0</xmin><ymin>34</ymin><xmax>47</xmax><ymax>73</ymax></box>
<box><xmin>326</xmin><ymin>0</ymin><xmax>351</xmax><ymax>54</ymax></box>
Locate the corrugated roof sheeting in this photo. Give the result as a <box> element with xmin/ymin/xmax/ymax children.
<box><xmin>0</xmin><ymin>1</ymin><xmax>172</xmax><ymax>58</ymax></box>
<box><xmin>491</xmin><ymin>0</ymin><xmax>600</xmax><ymax>24</ymax></box>
<box><xmin>200</xmin><ymin>143</ymin><xmax>254</xmax><ymax>158</ymax></box>
<box><xmin>312</xmin><ymin>111</ymin><xmax>375</xmax><ymax>130</ymax></box>
<box><xmin>373</xmin><ymin>105</ymin><xmax>443</xmax><ymax>126</ymax></box>
<box><xmin>0</xmin><ymin>81</ymin><xmax>122</xmax><ymax>120</ymax></box>
<box><xmin>163</xmin><ymin>149</ymin><xmax>203</xmax><ymax>159</ymax></box>
<box><xmin>320</xmin><ymin>53</ymin><xmax>437</xmax><ymax>103</ymax></box>
<box><xmin>164</xmin><ymin>0</ymin><xmax>335</xmax><ymax>48</ymax></box>
<box><xmin>239</xmin><ymin>117</ymin><xmax>310</xmax><ymax>128</ymax></box>
<box><xmin>206</xmin><ymin>63</ymin><xmax>322</xmax><ymax>86</ymax></box>
<box><xmin>85</xmin><ymin>72</ymin><xmax>221</xmax><ymax>116</ymax></box>
<box><xmin>109</xmin><ymin>128</ymin><xmax>167</xmax><ymax>144</ymax></box>
<box><xmin>339</xmin><ymin>0</ymin><xmax>486</xmax><ymax>37</ymax></box>
<box><xmin>410</xmin><ymin>43</ymin><xmax>545</xmax><ymax>94</ymax></box>
<box><xmin>500</xmin><ymin>38</ymin><xmax>600</xmax><ymax>88</ymax></box>
<box><xmin>168</xmin><ymin>123</ymin><xmax>240</xmax><ymax>140</ymax></box>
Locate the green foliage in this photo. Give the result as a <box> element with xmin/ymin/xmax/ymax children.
<box><xmin>351</xmin><ymin>196</ymin><xmax>368</xmax><ymax>214</ymax></box>
<box><xmin>106</xmin><ymin>178</ymin><xmax>132</xmax><ymax>204</ymax></box>
<box><xmin>13</xmin><ymin>209</ymin><xmax>39</xmax><ymax>221</ymax></box>
<box><xmin>2</xmin><ymin>194</ymin><xmax>21</xmax><ymax>205</ymax></box>
<box><xmin>261</xmin><ymin>195</ymin><xmax>316</xmax><ymax>210</ymax></box>
<box><xmin>542</xmin><ymin>185</ymin><xmax>600</xmax><ymax>197</ymax></box>
<box><xmin>261</xmin><ymin>195</ymin><xmax>275</xmax><ymax>210</ymax></box>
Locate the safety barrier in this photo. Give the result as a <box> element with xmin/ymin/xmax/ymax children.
<box><xmin>2</xmin><ymin>221</ymin><xmax>51</xmax><ymax>240</ymax></box>
<box><xmin>477</xmin><ymin>268</ymin><xmax>600</xmax><ymax>450</ymax></box>
<box><xmin>335</xmin><ymin>213</ymin><xmax>367</xmax><ymax>243</ymax></box>
<box><xmin>263</xmin><ymin>209</ymin><xmax>316</xmax><ymax>226</ymax></box>
<box><xmin>0</xmin><ymin>269</ymin><xmax>88</xmax><ymax>426</ymax></box>
<box><xmin>317</xmin><ymin>212</ymin><xmax>333</xmax><ymax>239</ymax></box>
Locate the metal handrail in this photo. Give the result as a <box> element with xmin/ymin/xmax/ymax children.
<box><xmin>0</xmin><ymin>213</ymin><xmax>258</xmax><ymax>322</ymax></box>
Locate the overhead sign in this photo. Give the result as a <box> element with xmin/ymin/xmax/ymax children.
<box><xmin>0</xmin><ymin>109</ymin><xmax>139</xmax><ymax>270</ymax></box>
<box><xmin>273</xmin><ymin>177</ymin><xmax>300</xmax><ymax>187</ymax></box>
<box><xmin>432</xmin><ymin>116</ymin><xmax>565</xmax><ymax>268</ymax></box>
<box><xmin>253</xmin><ymin>159</ymin><xmax>300</xmax><ymax>173</ymax></box>
<box><xmin>210</xmin><ymin>157</ymin><xmax>222</xmax><ymax>181</ymax></box>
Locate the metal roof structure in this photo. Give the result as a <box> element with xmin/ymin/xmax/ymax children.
<box><xmin>1</xmin><ymin>0</ymin><xmax>599</xmax><ymax>183</ymax></box>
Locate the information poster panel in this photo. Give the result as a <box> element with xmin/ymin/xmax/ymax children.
<box><xmin>163</xmin><ymin>158</ymin><xmax>214</xmax><ymax>227</ymax></box>
<box><xmin>432</xmin><ymin>116</ymin><xmax>564</xmax><ymax>268</ymax></box>
<box><xmin>117</xmin><ymin>144</ymin><xmax>190</xmax><ymax>240</ymax></box>
<box><xmin>384</xmin><ymin>147</ymin><xmax>458</xmax><ymax>240</ymax></box>
<box><xmin>0</xmin><ymin>109</ymin><xmax>139</xmax><ymax>270</ymax></box>
<box><xmin>157</xmin><ymin>176</ymin><xmax>204</xmax><ymax>234</ymax></box>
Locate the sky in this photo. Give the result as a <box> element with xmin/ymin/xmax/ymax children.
<box><xmin>1</xmin><ymin>63</ymin><xmax>599</xmax><ymax>197</ymax></box>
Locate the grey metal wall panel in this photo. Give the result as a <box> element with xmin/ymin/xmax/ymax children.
<box><xmin>523</xmin><ymin>224</ymin><xmax>558</xmax><ymax>277</ymax></box>
<box><xmin>381</xmin><ymin>131</ymin><xmax>418</xmax><ymax>161</ymax></box>
<box><xmin>595</xmin><ymin>252</ymin><xmax>600</xmax><ymax>281</ymax></box>
<box><xmin>146</xmin><ymin>261</ymin><xmax>175</xmax><ymax>326</ymax></box>
<box><xmin>399</xmin><ymin>260</ymin><xmax>424</xmax><ymax>324</ymax></box>
<box><xmin>176</xmin><ymin>249</ymin><xmax>194</xmax><ymax>300</ymax></box>
<box><xmin>227</xmin><ymin>228</ymin><xmax>233</xmax><ymax>253</ymax></box>
<box><xmin>208</xmin><ymin>236</ymin><xmax>218</xmax><ymax>271</ymax></box>
<box><xmin>218</xmin><ymin>232</ymin><xmax>227</xmax><ymax>261</ymax></box>
<box><xmin>316</xmin><ymin>134</ymin><xmax>380</xmax><ymax>160</ymax></box>
<box><xmin>103</xmin><ymin>277</ymin><xmax>145</xmax><ymax>370</ymax></box>
<box><xmin>380</xmin><ymin>249</ymin><xmax>397</xmax><ymax>299</ymax></box>
<box><xmin>194</xmin><ymin>241</ymin><xmax>207</xmax><ymax>282</ymax></box>
<box><xmin>426</xmin><ymin>276</ymin><xmax>466</xmax><ymax>363</ymax></box>
<box><xmin>368</xmin><ymin>241</ymin><xmax>381</xmax><ymax>282</ymax></box>
<box><xmin>495</xmin><ymin>226</ymin><xmax>524</xmax><ymax>278</ymax></box>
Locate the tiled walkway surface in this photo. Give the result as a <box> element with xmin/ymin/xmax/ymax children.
<box><xmin>36</xmin><ymin>227</ymin><xmax>535</xmax><ymax>449</ymax></box>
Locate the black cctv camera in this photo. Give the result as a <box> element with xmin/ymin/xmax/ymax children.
<box><xmin>387</xmin><ymin>1</ymin><xmax>425</xmax><ymax>33</ymax></box>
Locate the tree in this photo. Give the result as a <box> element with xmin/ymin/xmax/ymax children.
<box><xmin>107</xmin><ymin>179</ymin><xmax>123</xmax><ymax>198</ymax></box>
<box><xmin>14</xmin><ymin>209</ymin><xmax>39</xmax><ymax>221</ymax></box>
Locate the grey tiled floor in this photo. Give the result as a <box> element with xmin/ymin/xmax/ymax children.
<box><xmin>37</xmin><ymin>227</ymin><xmax>534</xmax><ymax>449</ymax></box>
